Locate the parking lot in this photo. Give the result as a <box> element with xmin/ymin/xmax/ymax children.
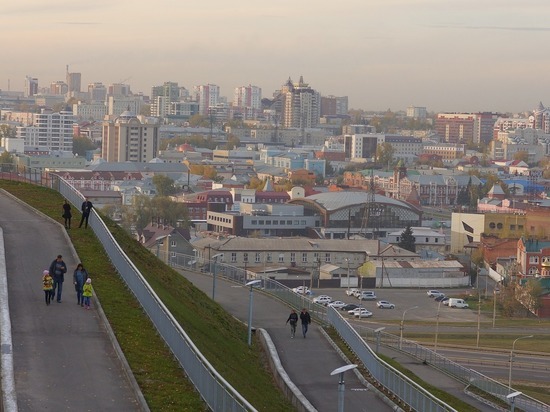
<box><xmin>309</xmin><ymin>287</ymin><xmax>482</xmax><ymax>324</ymax></box>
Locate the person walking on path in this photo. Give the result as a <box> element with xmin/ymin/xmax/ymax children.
<box><xmin>82</xmin><ymin>278</ymin><xmax>93</xmax><ymax>310</ymax></box>
<box><xmin>286</xmin><ymin>309</ymin><xmax>298</xmax><ymax>338</ymax></box>
<box><xmin>300</xmin><ymin>308</ymin><xmax>311</xmax><ymax>338</ymax></box>
<box><xmin>73</xmin><ymin>263</ymin><xmax>89</xmax><ymax>307</ymax></box>
<box><xmin>42</xmin><ymin>270</ymin><xmax>54</xmax><ymax>305</ymax></box>
<box><xmin>49</xmin><ymin>255</ymin><xmax>67</xmax><ymax>303</ymax></box>
<box><xmin>78</xmin><ymin>197</ymin><xmax>93</xmax><ymax>228</ymax></box>
<box><xmin>62</xmin><ymin>199</ymin><xmax>72</xmax><ymax>229</ymax></box>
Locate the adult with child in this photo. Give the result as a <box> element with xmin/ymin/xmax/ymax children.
<box><xmin>73</xmin><ymin>263</ymin><xmax>89</xmax><ymax>307</ymax></box>
<box><xmin>49</xmin><ymin>254</ymin><xmax>67</xmax><ymax>303</ymax></box>
<box><xmin>42</xmin><ymin>270</ymin><xmax>54</xmax><ymax>305</ymax></box>
<box><xmin>79</xmin><ymin>197</ymin><xmax>93</xmax><ymax>228</ymax></box>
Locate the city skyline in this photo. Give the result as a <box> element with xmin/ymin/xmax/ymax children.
<box><xmin>3</xmin><ymin>1</ymin><xmax>550</xmax><ymax>114</ymax></box>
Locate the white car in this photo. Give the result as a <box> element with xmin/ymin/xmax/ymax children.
<box><xmin>358</xmin><ymin>291</ymin><xmax>377</xmax><ymax>300</ymax></box>
<box><xmin>346</xmin><ymin>288</ymin><xmax>359</xmax><ymax>296</ymax></box>
<box><xmin>354</xmin><ymin>308</ymin><xmax>373</xmax><ymax>318</ymax></box>
<box><xmin>427</xmin><ymin>290</ymin><xmax>445</xmax><ymax>298</ymax></box>
<box><xmin>327</xmin><ymin>300</ymin><xmax>346</xmax><ymax>309</ymax></box>
<box><xmin>292</xmin><ymin>286</ymin><xmax>311</xmax><ymax>295</ymax></box>
<box><xmin>376</xmin><ymin>300</ymin><xmax>395</xmax><ymax>309</ymax></box>
<box><xmin>313</xmin><ymin>296</ymin><xmax>332</xmax><ymax>305</ymax></box>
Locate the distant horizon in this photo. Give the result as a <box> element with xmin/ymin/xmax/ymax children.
<box><xmin>3</xmin><ymin>1</ymin><xmax>550</xmax><ymax>115</ymax></box>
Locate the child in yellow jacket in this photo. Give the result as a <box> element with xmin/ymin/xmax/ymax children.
<box><xmin>82</xmin><ymin>278</ymin><xmax>94</xmax><ymax>310</ymax></box>
<box><xmin>42</xmin><ymin>270</ymin><xmax>54</xmax><ymax>305</ymax></box>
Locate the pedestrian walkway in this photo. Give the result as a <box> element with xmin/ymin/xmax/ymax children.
<box><xmin>0</xmin><ymin>191</ymin><xmax>145</xmax><ymax>411</ymax></box>
<box><xmin>180</xmin><ymin>270</ymin><xmax>498</xmax><ymax>412</ymax></box>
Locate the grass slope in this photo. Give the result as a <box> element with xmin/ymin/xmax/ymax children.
<box><xmin>1</xmin><ymin>182</ymin><xmax>293</xmax><ymax>411</ymax></box>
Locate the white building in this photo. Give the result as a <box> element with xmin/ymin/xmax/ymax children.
<box><xmin>386</xmin><ymin>226</ymin><xmax>447</xmax><ymax>254</ymax></box>
<box><xmin>73</xmin><ymin>101</ymin><xmax>107</xmax><ymax>122</ymax></box>
<box><xmin>16</xmin><ymin>109</ymin><xmax>75</xmax><ymax>152</ymax></box>
<box><xmin>194</xmin><ymin>84</ymin><xmax>220</xmax><ymax>116</ymax></box>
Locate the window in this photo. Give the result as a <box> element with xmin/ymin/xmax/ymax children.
<box><xmin>266</xmin><ymin>252</ymin><xmax>272</xmax><ymax>262</ymax></box>
<box><xmin>255</xmin><ymin>253</ymin><xmax>261</xmax><ymax>263</ymax></box>
<box><xmin>425</xmin><ymin>237</ymin><xmax>429</xmax><ymax>242</ymax></box>
<box><xmin>435</xmin><ymin>238</ymin><xmax>439</xmax><ymax>243</ymax></box>
<box><xmin>231</xmin><ymin>252</ymin><xmax>236</xmax><ymax>263</ymax></box>
<box><xmin>243</xmin><ymin>252</ymin><xmax>249</xmax><ymax>263</ymax></box>
<box><xmin>278</xmin><ymin>254</ymin><xmax>284</xmax><ymax>263</ymax></box>
<box><xmin>510</xmin><ymin>225</ymin><xmax>516</xmax><ymax>230</ymax></box>
<box><xmin>290</xmin><ymin>252</ymin><xmax>296</xmax><ymax>263</ymax></box>
<box><xmin>324</xmin><ymin>253</ymin><xmax>331</xmax><ymax>262</ymax></box>
<box><xmin>489</xmin><ymin>222</ymin><xmax>496</xmax><ymax>229</ymax></box>
<box><xmin>497</xmin><ymin>223</ymin><xmax>503</xmax><ymax>229</ymax></box>
<box><xmin>302</xmin><ymin>253</ymin><xmax>308</xmax><ymax>263</ymax></box>
<box><xmin>170</xmin><ymin>240</ymin><xmax>176</xmax><ymax>247</ymax></box>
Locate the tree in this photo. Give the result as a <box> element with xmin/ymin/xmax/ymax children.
<box><xmin>375</xmin><ymin>142</ymin><xmax>395</xmax><ymax>168</ymax></box>
<box><xmin>72</xmin><ymin>136</ymin><xmax>98</xmax><ymax>156</ymax></box>
<box><xmin>188</xmin><ymin>114</ymin><xmax>209</xmax><ymax>127</ymax></box>
<box><xmin>513</xmin><ymin>151</ymin><xmax>529</xmax><ymax>163</ymax></box>
<box><xmin>0</xmin><ymin>151</ymin><xmax>14</xmax><ymax>166</ymax></box>
<box><xmin>152</xmin><ymin>175</ymin><xmax>177</xmax><ymax>196</ymax></box>
<box><xmin>398</xmin><ymin>225</ymin><xmax>416</xmax><ymax>253</ymax></box>
<box><xmin>0</xmin><ymin>125</ymin><xmax>15</xmax><ymax>138</ymax></box>
<box><xmin>151</xmin><ymin>196</ymin><xmax>189</xmax><ymax>227</ymax></box>
<box><xmin>521</xmin><ymin>279</ymin><xmax>543</xmax><ymax>316</ymax></box>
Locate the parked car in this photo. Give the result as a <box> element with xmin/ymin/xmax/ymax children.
<box><xmin>313</xmin><ymin>296</ymin><xmax>332</xmax><ymax>305</ymax></box>
<box><xmin>292</xmin><ymin>286</ymin><xmax>311</xmax><ymax>295</ymax></box>
<box><xmin>440</xmin><ymin>297</ymin><xmax>450</xmax><ymax>305</ymax></box>
<box><xmin>341</xmin><ymin>303</ymin><xmax>359</xmax><ymax>312</ymax></box>
<box><xmin>354</xmin><ymin>308</ymin><xmax>373</xmax><ymax>318</ymax></box>
<box><xmin>448</xmin><ymin>298</ymin><xmax>469</xmax><ymax>308</ymax></box>
<box><xmin>434</xmin><ymin>294</ymin><xmax>447</xmax><ymax>302</ymax></box>
<box><xmin>427</xmin><ymin>290</ymin><xmax>445</xmax><ymax>298</ymax></box>
<box><xmin>376</xmin><ymin>300</ymin><xmax>395</xmax><ymax>309</ymax></box>
<box><xmin>346</xmin><ymin>288</ymin><xmax>360</xmax><ymax>296</ymax></box>
<box><xmin>358</xmin><ymin>291</ymin><xmax>377</xmax><ymax>300</ymax></box>
<box><xmin>327</xmin><ymin>300</ymin><xmax>347</xmax><ymax>309</ymax></box>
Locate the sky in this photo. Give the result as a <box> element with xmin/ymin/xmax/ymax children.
<box><xmin>3</xmin><ymin>0</ymin><xmax>550</xmax><ymax>114</ymax></box>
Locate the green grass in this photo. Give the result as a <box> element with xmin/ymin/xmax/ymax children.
<box><xmin>1</xmin><ymin>181</ymin><xmax>294</xmax><ymax>411</ymax></box>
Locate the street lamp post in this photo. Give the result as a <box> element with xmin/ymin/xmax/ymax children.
<box><xmin>508</xmin><ymin>335</ymin><xmax>533</xmax><ymax>390</ymax></box>
<box><xmin>246</xmin><ymin>280</ymin><xmax>262</xmax><ymax>346</ymax></box>
<box><xmin>211</xmin><ymin>253</ymin><xmax>224</xmax><ymax>300</ymax></box>
<box><xmin>345</xmin><ymin>258</ymin><xmax>350</xmax><ymax>293</ymax></box>
<box><xmin>330</xmin><ymin>364</ymin><xmax>358</xmax><ymax>412</ymax></box>
<box><xmin>192</xmin><ymin>249</ymin><xmax>197</xmax><ymax>270</ymax></box>
<box><xmin>399</xmin><ymin>306</ymin><xmax>418</xmax><ymax>350</ymax></box>
<box><xmin>374</xmin><ymin>327</ymin><xmax>385</xmax><ymax>353</ymax></box>
<box><xmin>434</xmin><ymin>300</ymin><xmax>442</xmax><ymax>353</ymax></box>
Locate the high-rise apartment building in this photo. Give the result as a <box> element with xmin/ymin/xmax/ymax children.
<box><xmin>102</xmin><ymin>111</ymin><xmax>159</xmax><ymax>162</ymax></box>
<box><xmin>50</xmin><ymin>81</ymin><xmax>68</xmax><ymax>95</ymax></box>
<box><xmin>321</xmin><ymin>95</ymin><xmax>348</xmax><ymax>116</ymax></box>
<box><xmin>16</xmin><ymin>109</ymin><xmax>75</xmax><ymax>151</ymax></box>
<box><xmin>88</xmin><ymin>82</ymin><xmax>107</xmax><ymax>102</ymax></box>
<box><xmin>435</xmin><ymin>112</ymin><xmax>498</xmax><ymax>145</ymax></box>
<box><xmin>233</xmin><ymin>85</ymin><xmax>261</xmax><ymax>119</ymax></box>
<box><xmin>406</xmin><ymin>106</ymin><xmax>427</xmax><ymax>119</ymax></box>
<box><xmin>25</xmin><ymin>76</ymin><xmax>38</xmax><ymax>97</ymax></box>
<box><xmin>280</xmin><ymin>76</ymin><xmax>320</xmax><ymax>129</ymax></box>
<box><xmin>66</xmin><ymin>66</ymin><xmax>81</xmax><ymax>95</ymax></box>
<box><xmin>150</xmin><ymin>82</ymin><xmax>181</xmax><ymax>117</ymax></box>
<box><xmin>108</xmin><ymin>83</ymin><xmax>131</xmax><ymax>98</ymax></box>
<box><xmin>194</xmin><ymin>84</ymin><xmax>220</xmax><ymax>116</ymax></box>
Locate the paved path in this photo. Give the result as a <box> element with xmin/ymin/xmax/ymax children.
<box><xmin>180</xmin><ymin>270</ymin><xmax>395</xmax><ymax>412</ymax></box>
<box><xmin>180</xmin><ymin>270</ymin><xmax>500</xmax><ymax>412</ymax></box>
<box><xmin>0</xmin><ymin>191</ymin><xmax>143</xmax><ymax>411</ymax></box>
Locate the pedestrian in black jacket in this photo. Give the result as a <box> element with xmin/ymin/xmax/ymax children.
<box><xmin>79</xmin><ymin>197</ymin><xmax>93</xmax><ymax>228</ymax></box>
<box><xmin>286</xmin><ymin>309</ymin><xmax>298</xmax><ymax>338</ymax></box>
<box><xmin>300</xmin><ymin>308</ymin><xmax>311</xmax><ymax>338</ymax></box>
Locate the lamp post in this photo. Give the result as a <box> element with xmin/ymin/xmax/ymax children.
<box><xmin>330</xmin><ymin>364</ymin><xmax>358</xmax><ymax>412</ymax></box>
<box><xmin>192</xmin><ymin>249</ymin><xmax>197</xmax><ymax>270</ymax></box>
<box><xmin>476</xmin><ymin>291</ymin><xmax>481</xmax><ymax>348</ymax></box>
<box><xmin>492</xmin><ymin>287</ymin><xmax>499</xmax><ymax>328</ymax></box>
<box><xmin>246</xmin><ymin>280</ymin><xmax>262</xmax><ymax>346</ymax></box>
<box><xmin>374</xmin><ymin>327</ymin><xmax>385</xmax><ymax>353</ymax></box>
<box><xmin>345</xmin><ymin>258</ymin><xmax>350</xmax><ymax>293</ymax></box>
<box><xmin>211</xmin><ymin>253</ymin><xmax>224</xmax><ymax>300</ymax></box>
<box><xmin>399</xmin><ymin>306</ymin><xmax>418</xmax><ymax>350</ymax></box>
<box><xmin>434</xmin><ymin>300</ymin><xmax>442</xmax><ymax>353</ymax></box>
<box><xmin>508</xmin><ymin>335</ymin><xmax>533</xmax><ymax>391</ymax></box>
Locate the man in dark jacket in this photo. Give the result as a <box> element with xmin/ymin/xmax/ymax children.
<box><xmin>49</xmin><ymin>255</ymin><xmax>67</xmax><ymax>303</ymax></box>
<box><xmin>299</xmin><ymin>308</ymin><xmax>311</xmax><ymax>338</ymax></box>
<box><xmin>78</xmin><ymin>197</ymin><xmax>93</xmax><ymax>228</ymax></box>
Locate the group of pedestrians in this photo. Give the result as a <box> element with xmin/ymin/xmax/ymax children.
<box><xmin>42</xmin><ymin>255</ymin><xmax>94</xmax><ymax>309</ymax></box>
<box><xmin>61</xmin><ymin>197</ymin><xmax>93</xmax><ymax>229</ymax></box>
<box><xmin>286</xmin><ymin>308</ymin><xmax>311</xmax><ymax>338</ymax></box>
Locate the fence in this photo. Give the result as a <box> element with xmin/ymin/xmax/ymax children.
<box><xmin>4</xmin><ymin>165</ymin><xmax>548</xmax><ymax>412</ymax></box>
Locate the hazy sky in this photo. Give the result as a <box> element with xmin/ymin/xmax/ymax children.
<box><xmin>3</xmin><ymin>0</ymin><xmax>550</xmax><ymax>113</ymax></box>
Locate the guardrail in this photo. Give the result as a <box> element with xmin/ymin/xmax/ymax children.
<box><xmin>5</xmin><ymin>165</ymin><xmax>548</xmax><ymax>412</ymax></box>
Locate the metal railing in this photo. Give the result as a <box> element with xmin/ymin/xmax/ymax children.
<box><xmin>4</xmin><ymin>165</ymin><xmax>548</xmax><ymax>412</ymax></box>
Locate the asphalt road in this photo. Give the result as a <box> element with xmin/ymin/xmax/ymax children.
<box><xmin>0</xmin><ymin>191</ymin><xmax>141</xmax><ymax>411</ymax></box>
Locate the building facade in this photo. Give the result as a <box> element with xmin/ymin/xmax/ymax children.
<box><xmin>16</xmin><ymin>109</ymin><xmax>75</xmax><ymax>152</ymax></box>
<box><xmin>102</xmin><ymin>111</ymin><xmax>159</xmax><ymax>162</ymax></box>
